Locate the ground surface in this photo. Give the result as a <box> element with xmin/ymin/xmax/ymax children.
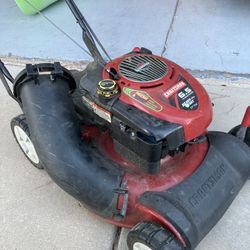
<box><xmin>1</xmin><ymin>0</ymin><xmax>250</xmax><ymax>249</ymax></box>
<box><xmin>1</xmin><ymin>0</ymin><xmax>250</xmax><ymax>73</ymax></box>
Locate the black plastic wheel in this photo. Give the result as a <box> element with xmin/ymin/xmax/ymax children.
<box><xmin>127</xmin><ymin>221</ymin><xmax>185</xmax><ymax>250</ymax></box>
<box><xmin>11</xmin><ymin>114</ymin><xmax>44</xmax><ymax>169</ymax></box>
<box><xmin>229</xmin><ymin>125</ymin><xmax>250</xmax><ymax>147</ymax></box>
<box><xmin>229</xmin><ymin>125</ymin><xmax>241</xmax><ymax>137</ymax></box>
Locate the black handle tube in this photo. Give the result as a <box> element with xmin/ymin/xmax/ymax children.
<box><xmin>65</xmin><ymin>0</ymin><xmax>92</xmax><ymax>40</ymax></box>
<box><xmin>0</xmin><ymin>60</ymin><xmax>17</xmax><ymax>101</ymax></box>
<box><xmin>64</xmin><ymin>0</ymin><xmax>106</xmax><ymax>64</ymax></box>
<box><xmin>0</xmin><ymin>60</ymin><xmax>14</xmax><ymax>83</ymax></box>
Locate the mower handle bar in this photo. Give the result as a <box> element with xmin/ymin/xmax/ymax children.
<box><xmin>64</xmin><ymin>0</ymin><xmax>107</xmax><ymax>64</ymax></box>
<box><xmin>0</xmin><ymin>60</ymin><xmax>14</xmax><ymax>83</ymax></box>
<box><xmin>0</xmin><ymin>60</ymin><xmax>17</xmax><ymax>101</ymax></box>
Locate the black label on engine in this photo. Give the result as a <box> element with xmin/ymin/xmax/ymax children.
<box><xmin>177</xmin><ymin>82</ymin><xmax>199</xmax><ymax>110</ymax></box>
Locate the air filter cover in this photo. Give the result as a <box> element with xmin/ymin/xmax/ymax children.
<box><xmin>118</xmin><ymin>55</ymin><xmax>169</xmax><ymax>83</ymax></box>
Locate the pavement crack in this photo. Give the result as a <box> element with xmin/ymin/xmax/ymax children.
<box><xmin>161</xmin><ymin>0</ymin><xmax>180</xmax><ymax>56</ymax></box>
<box><xmin>112</xmin><ymin>227</ymin><xmax>122</xmax><ymax>250</ymax></box>
<box><xmin>205</xmin><ymin>39</ymin><xmax>209</xmax><ymax>48</ymax></box>
<box><xmin>225</xmin><ymin>103</ymin><xmax>239</xmax><ymax>115</ymax></box>
<box><xmin>215</xmin><ymin>50</ymin><xmax>224</xmax><ymax>66</ymax></box>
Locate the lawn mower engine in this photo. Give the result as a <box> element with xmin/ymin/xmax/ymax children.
<box><xmin>76</xmin><ymin>47</ymin><xmax>212</xmax><ymax>174</ymax></box>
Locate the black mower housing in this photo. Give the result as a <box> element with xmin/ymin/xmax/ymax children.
<box><xmin>140</xmin><ymin>132</ymin><xmax>250</xmax><ymax>249</ymax></box>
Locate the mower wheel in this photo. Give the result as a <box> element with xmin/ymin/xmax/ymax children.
<box><xmin>127</xmin><ymin>221</ymin><xmax>185</xmax><ymax>250</ymax></box>
<box><xmin>229</xmin><ymin>125</ymin><xmax>241</xmax><ymax>136</ymax></box>
<box><xmin>229</xmin><ymin>125</ymin><xmax>250</xmax><ymax>147</ymax></box>
<box><xmin>11</xmin><ymin>114</ymin><xmax>43</xmax><ymax>169</ymax></box>
<box><xmin>229</xmin><ymin>125</ymin><xmax>250</xmax><ymax>180</ymax></box>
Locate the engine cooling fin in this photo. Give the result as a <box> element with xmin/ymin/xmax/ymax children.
<box><xmin>118</xmin><ymin>55</ymin><xmax>169</xmax><ymax>83</ymax></box>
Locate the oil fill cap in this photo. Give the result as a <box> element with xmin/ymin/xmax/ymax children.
<box><xmin>97</xmin><ymin>79</ymin><xmax>119</xmax><ymax>98</ymax></box>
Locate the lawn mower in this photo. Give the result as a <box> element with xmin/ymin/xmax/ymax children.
<box><xmin>1</xmin><ymin>1</ymin><xmax>250</xmax><ymax>249</ymax></box>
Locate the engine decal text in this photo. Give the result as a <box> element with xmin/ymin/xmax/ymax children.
<box><xmin>123</xmin><ymin>87</ymin><xmax>163</xmax><ymax>112</ymax></box>
<box><xmin>188</xmin><ymin>163</ymin><xmax>226</xmax><ymax>208</ymax></box>
<box><xmin>164</xmin><ymin>81</ymin><xmax>187</xmax><ymax>98</ymax></box>
<box><xmin>82</xmin><ymin>96</ymin><xmax>112</xmax><ymax>123</ymax></box>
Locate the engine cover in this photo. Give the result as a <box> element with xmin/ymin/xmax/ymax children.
<box><xmin>77</xmin><ymin>48</ymin><xmax>213</xmax><ymax>174</ymax></box>
<box><xmin>103</xmin><ymin>49</ymin><xmax>212</xmax><ymax>142</ymax></box>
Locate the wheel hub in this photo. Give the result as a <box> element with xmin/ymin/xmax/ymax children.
<box><xmin>14</xmin><ymin>125</ymin><xmax>39</xmax><ymax>164</ymax></box>
<box><xmin>133</xmin><ymin>242</ymin><xmax>152</xmax><ymax>250</ymax></box>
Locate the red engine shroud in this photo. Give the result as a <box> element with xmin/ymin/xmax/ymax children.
<box><xmin>103</xmin><ymin>52</ymin><xmax>213</xmax><ymax>142</ymax></box>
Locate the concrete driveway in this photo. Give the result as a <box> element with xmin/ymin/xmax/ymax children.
<box><xmin>1</xmin><ymin>0</ymin><xmax>250</xmax><ymax>73</ymax></box>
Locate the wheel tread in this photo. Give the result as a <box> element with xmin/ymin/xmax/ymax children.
<box><xmin>127</xmin><ymin>221</ymin><xmax>185</xmax><ymax>250</ymax></box>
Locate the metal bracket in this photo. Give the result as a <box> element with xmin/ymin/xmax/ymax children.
<box><xmin>113</xmin><ymin>181</ymin><xmax>129</xmax><ymax>221</ymax></box>
<box><xmin>26</xmin><ymin>62</ymin><xmax>64</xmax><ymax>82</ymax></box>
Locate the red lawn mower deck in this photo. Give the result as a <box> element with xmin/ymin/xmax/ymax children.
<box><xmin>1</xmin><ymin>1</ymin><xmax>250</xmax><ymax>250</ymax></box>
